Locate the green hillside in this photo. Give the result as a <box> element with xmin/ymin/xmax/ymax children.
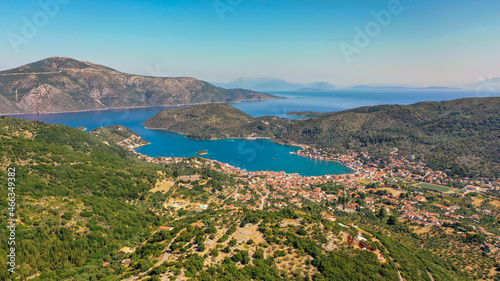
<box><xmin>0</xmin><ymin>117</ymin><xmax>475</xmax><ymax>280</ymax></box>
<box><xmin>284</xmin><ymin>97</ymin><xmax>500</xmax><ymax>177</ymax></box>
<box><xmin>143</xmin><ymin>103</ymin><xmax>290</xmax><ymax>140</ymax></box>
<box><xmin>90</xmin><ymin>125</ymin><xmax>150</xmax><ymax>147</ymax></box>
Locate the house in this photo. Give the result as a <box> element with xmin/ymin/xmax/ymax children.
<box><xmin>412</xmin><ymin>195</ymin><xmax>427</xmax><ymax>202</ymax></box>
<box><xmin>177</xmin><ymin>175</ymin><xmax>201</xmax><ymax>182</ymax></box>
<box><xmin>323</xmin><ymin>214</ymin><xmax>336</xmax><ymax>221</ymax></box>
<box><xmin>193</xmin><ymin>222</ymin><xmax>205</xmax><ymax>229</ymax></box>
<box><xmin>159</xmin><ymin>226</ymin><xmax>173</xmax><ymax>231</ymax></box>
<box><xmin>483</xmin><ymin>244</ymin><xmax>496</xmax><ymax>252</ymax></box>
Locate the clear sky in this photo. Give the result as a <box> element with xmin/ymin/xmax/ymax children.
<box><xmin>1</xmin><ymin>0</ymin><xmax>500</xmax><ymax>87</ymax></box>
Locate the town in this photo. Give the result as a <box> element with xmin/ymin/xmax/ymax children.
<box><xmin>127</xmin><ymin>143</ymin><xmax>500</xmax><ymax>254</ymax></box>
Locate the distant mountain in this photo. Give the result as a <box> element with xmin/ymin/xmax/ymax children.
<box><xmin>348</xmin><ymin>84</ymin><xmax>463</xmax><ymax>90</ymax></box>
<box><xmin>0</xmin><ymin>57</ymin><xmax>279</xmax><ymax>114</ymax></box>
<box><xmin>348</xmin><ymin>79</ymin><xmax>500</xmax><ymax>91</ymax></box>
<box><xmin>214</xmin><ymin>77</ymin><xmax>336</xmax><ymax>91</ymax></box>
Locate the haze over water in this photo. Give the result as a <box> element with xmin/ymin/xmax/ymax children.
<box><xmin>11</xmin><ymin>90</ymin><xmax>500</xmax><ymax>176</ymax></box>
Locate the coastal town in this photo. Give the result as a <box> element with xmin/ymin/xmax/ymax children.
<box><xmin>125</xmin><ymin>143</ymin><xmax>500</xmax><ymax>253</ymax></box>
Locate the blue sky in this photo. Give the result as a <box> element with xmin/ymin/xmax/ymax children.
<box><xmin>1</xmin><ymin>0</ymin><xmax>500</xmax><ymax>87</ymax></box>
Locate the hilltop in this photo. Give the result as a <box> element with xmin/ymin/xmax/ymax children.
<box><xmin>0</xmin><ymin>57</ymin><xmax>278</xmax><ymax>114</ymax></box>
<box><xmin>143</xmin><ymin>97</ymin><xmax>500</xmax><ymax>177</ymax></box>
<box><xmin>142</xmin><ymin>103</ymin><xmax>290</xmax><ymax>140</ymax></box>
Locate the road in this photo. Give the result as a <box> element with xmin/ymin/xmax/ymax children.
<box><xmin>259</xmin><ymin>191</ymin><xmax>270</xmax><ymax>209</ymax></box>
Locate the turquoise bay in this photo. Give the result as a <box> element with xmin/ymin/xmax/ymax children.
<box><xmin>9</xmin><ymin>89</ymin><xmax>500</xmax><ymax>176</ymax></box>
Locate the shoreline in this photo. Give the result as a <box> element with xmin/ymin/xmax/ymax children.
<box><xmin>290</xmin><ymin>150</ymin><xmax>358</xmax><ymax>173</ymax></box>
<box><xmin>2</xmin><ymin>97</ymin><xmax>281</xmax><ymax>116</ymax></box>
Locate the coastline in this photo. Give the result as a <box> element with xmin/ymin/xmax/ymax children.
<box><xmin>2</xmin><ymin>96</ymin><xmax>282</xmax><ymax>116</ymax></box>
<box><xmin>290</xmin><ymin>150</ymin><xmax>358</xmax><ymax>173</ymax></box>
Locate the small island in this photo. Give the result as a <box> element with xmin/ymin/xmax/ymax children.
<box><xmin>197</xmin><ymin>150</ymin><xmax>208</xmax><ymax>155</ymax></box>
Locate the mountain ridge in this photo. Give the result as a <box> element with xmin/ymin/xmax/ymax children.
<box><xmin>0</xmin><ymin>57</ymin><xmax>279</xmax><ymax>114</ymax></box>
<box><xmin>214</xmin><ymin>77</ymin><xmax>336</xmax><ymax>91</ymax></box>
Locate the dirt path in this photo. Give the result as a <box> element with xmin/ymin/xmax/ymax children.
<box><xmin>123</xmin><ymin>231</ymin><xmax>182</xmax><ymax>281</ymax></box>
<box><xmin>398</xmin><ymin>269</ymin><xmax>404</xmax><ymax>281</ymax></box>
<box><xmin>426</xmin><ymin>270</ymin><xmax>435</xmax><ymax>281</ymax></box>
<box><xmin>154</xmin><ymin>231</ymin><xmax>182</xmax><ymax>267</ymax></box>
<box><xmin>260</xmin><ymin>191</ymin><xmax>270</xmax><ymax>210</ymax></box>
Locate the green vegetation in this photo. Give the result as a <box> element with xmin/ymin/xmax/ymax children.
<box><xmin>286</xmin><ymin>111</ymin><xmax>325</xmax><ymax>117</ymax></box>
<box><xmin>142</xmin><ymin>103</ymin><xmax>290</xmax><ymax>140</ymax></box>
<box><xmin>0</xmin><ymin>117</ymin><xmax>164</xmax><ymax>280</ymax></box>
<box><xmin>0</xmin><ymin>116</ymin><xmax>496</xmax><ymax>280</ymax></box>
<box><xmin>416</xmin><ymin>182</ymin><xmax>456</xmax><ymax>193</ymax></box>
<box><xmin>90</xmin><ymin>125</ymin><xmax>150</xmax><ymax>147</ymax></box>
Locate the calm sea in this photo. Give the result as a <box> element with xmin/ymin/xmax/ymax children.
<box><xmin>10</xmin><ymin>89</ymin><xmax>500</xmax><ymax>176</ymax></box>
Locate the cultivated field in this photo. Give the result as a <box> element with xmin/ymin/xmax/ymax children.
<box><xmin>416</xmin><ymin>182</ymin><xmax>457</xmax><ymax>193</ymax></box>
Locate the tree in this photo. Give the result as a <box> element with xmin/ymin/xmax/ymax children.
<box><xmin>377</xmin><ymin>207</ymin><xmax>387</xmax><ymax>219</ymax></box>
<box><xmin>387</xmin><ymin>215</ymin><xmax>398</xmax><ymax>226</ymax></box>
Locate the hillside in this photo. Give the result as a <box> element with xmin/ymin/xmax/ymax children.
<box><xmin>286</xmin><ymin>111</ymin><xmax>325</xmax><ymax>117</ymax></box>
<box><xmin>0</xmin><ymin>57</ymin><xmax>278</xmax><ymax>114</ymax></box>
<box><xmin>1</xmin><ymin>117</ymin><xmax>496</xmax><ymax>280</ymax></box>
<box><xmin>284</xmin><ymin>97</ymin><xmax>500</xmax><ymax>177</ymax></box>
<box><xmin>143</xmin><ymin>98</ymin><xmax>500</xmax><ymax>177</ymax></box>
<box><xmin>90</xmin><ymin>125</ymin><xmax>150</xmax><ymax>148</ymax></box>
<box><xmin>142</xmin><ymin>103</ymin><xmax>290</xmax><ymax>140</ymax></box>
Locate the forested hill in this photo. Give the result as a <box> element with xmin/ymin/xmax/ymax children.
<box><xmin>143</xmin><ymin>97</ymin><xmax>500</xmax><ymax>177</ymax></box>
<box><xmin>284</xmin><ymin>97</ymin><xmax>500</xmax><ymax>178</ymax></box>
<box><xmin>0</xmin><ymin>57</ymin><xmax>278</xmax><ymax>114</ymax></box>
<box><xmin>142</xmin><ymin>103</ymin><xmax>291</xmax><ymax>140</ymax></box>
<box><xmin>0</xmin><ymin>116</ymin><xmax>163</xmax><ymax>279</ymax></box>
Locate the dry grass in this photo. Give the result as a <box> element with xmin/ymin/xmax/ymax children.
<box><xmin>150</xmin><ymin>179</ymin><xmax>175</xmax><ymax>193</ymax></box>
<box><xmin>413</xmin><ymin>226</ymin><xmax>432</xmax><ymax>234</ymax></box>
